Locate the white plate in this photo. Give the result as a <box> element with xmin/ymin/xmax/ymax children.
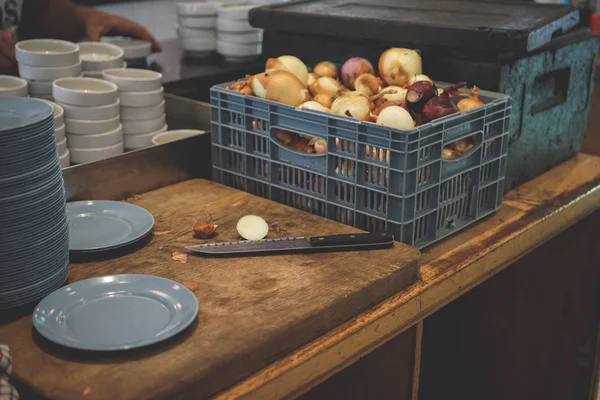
<box><xmin>217</xmin><ymin>30</ymin><xmax>262</xmax><ymax>44</ymax></box>
<box><xmin>56</xmin><ymin>136</ymin><xmax>67</xmax><ymax>154</ymax></box>
<box><xmin>119</xmin><ymin>87</ymin><xmax>164</xmax><ymax>107</ymax></box>
<box><xmin>179</xmin><ymin>16</ymin><xmax>217</xmax><ymax>29</ymax></box>
<box><xmin>125</xmin><ymin>124</ymin><xmax>168</xmax><ymax>150</ymax></box>
<box><xmin>53</xmin><ymin>77</ymin><xmax>118</xmax><ymax>107</ymax></box>
<box><xmin>152</xmin><ymin>129</ymin><xmax>206</xmax><ymax>145</ymax></box>
<box><xmin>120</xmin><ymin>100</ymin><xmax>165</xmax><ymax>121</ymax></box>
<box><xmin>65</xmin><ymin>115</ymin><xmax>120</xmax><ymax>135</ymax></box>
<box><xmin>102</xmin><ymin>37</ymin><xmax>152</xmax><ymax>60</ymax></box>
<box><xmin>16</xmin><ymin>39</ymin><xmax>80</xmax><ymax>67</ymax></box>
<box><xmin>67</xmin><ymin>124</ymin><xmax>123</xmax><ymax>149</ymax></box>
<box><xmin>79</xmin><ymin>42</ymin><xmax>124</xmax><ymax>72</ymax></box>
<box><xmin>217</xmin><ymin>4</ymin><xmax>256</xmax><ymax>20</ymax></box>
<box><xmin>55</xmin><ymin>123</ymin><xmax>66</xmax><ymax>142</ymax></box>
<box><xmin>177</xmin><ymin>2</ymin><xmax>220</xmax><ymax>16</ymax></box>
<box><xmin>217</xmin><ymin>17</ymin><xmax>260</xmax><ymax>33</ymax></box>
<box><xmin>102</xmin><ymin>68</ymin><xmax>162</xmax><ymax>93</ymax></box>
<box><xmin>0</xmin><ymin>76</ymin><xmax>28</xmax><ymax>97</ymax></box>
<box><xmin>70</xmin><ymin>141</ymin><xmax>124</xmax><ymax>164</ymax></box>
<box><xmin>180</xmin><ymin>37</ymin><xmax>217</xmax><ymax>52</ymax></box>
<box><xmin>59</xmin><ymin>149</ymin><xmax>70</xmax><ymax>168</ymax></box>
<box><xmin>58</xmin><ymin>98</ymin><xmax>120</xmax><ymax>121</ymax></box>
<box><xmin>19</xmin><ymin>61</ymin><xmax>82</xmax><ymax>81</ymax></box>
<box><xmin>122</xmin><ymin>114</ymin><xmax>166</xmax><ymax>134</ymax></box>
<box><xmin>217</xmin><ymin>40</ymin><xmax>262</xmax><ymax>56</ymax></box>
<box><xmin>177</xmin><ymin>26</ymin><xmax>217</xmax><ymax>40</ymax></box>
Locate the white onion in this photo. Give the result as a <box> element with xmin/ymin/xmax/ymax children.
<box><xmin>298</xmin><ymin>101</ymin><xmax>330</xmax><ymax>113</ymax></box>
<box><xmin>250</xmin><ymin>71</ymin><xmax>310</xmax><ymax>107</ymax></box>
<box><xmin>331</xmin><ymin>92</ymin><xmax>371</xmax><ymax>121</ymax></box>
<box><xmin>376</xmin><ymin>106</ymin><xmax>415</xmax><ymax>130</ymax></box>
<box><xmin>309</xmin><ymin>76</ymin><xmax>345</xmax><ymax>96</ymax></box>
<box><xmin>408</xmin><ymin>74</ymin><xmax>433</xmax><ymax>86</ymax></box>
<box><xmin>266</xmin><ymin>55</ymin><xmax>309</xmax><ymax>87</ymax></box>
<box><xmin>378</xmin><ymin>48</ymin><xmax>422</xmax><ymax>87</ymax></box>
<box><xmin>379</xmin><ymin>86</ymin><xmax>408</xmax><ymax>103</ymax></box>
<box><xmin>237</xmin><ymin>215</ymin><xmax>269</xmax><ymax>241</ymax></box>
<box><xmin>354</xmin><ymin>73</ymin><xmax>380</xmax><ymax>96</ymax></box>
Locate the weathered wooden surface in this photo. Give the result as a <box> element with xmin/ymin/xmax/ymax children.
<box><xmin>216</xmin><ymin>153</ymin><xmax>600</xmax><ymax>399</ymax></box>
<box><xmin>0</xmin><ymin>179</ymin><xmax>420</xmax><ymax>400</ymax></box>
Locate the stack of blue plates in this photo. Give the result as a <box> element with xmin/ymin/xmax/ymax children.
<box><xmin>0</xmin><ymin>97</ymin><xmax>69</xmax><ymax>310</ymax></box>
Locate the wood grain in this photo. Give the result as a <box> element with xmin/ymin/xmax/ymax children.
<box><xmin>0</xmin><ymin>179</ymin><xmax>420</xmax><ymax>400</ymax></box>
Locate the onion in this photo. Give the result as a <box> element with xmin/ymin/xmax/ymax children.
<box><xmin>354</xmin><ymin>73</ymin><xmax>381</xmax><ymax>97</ymax></box>
<box><xmin>408</xmin><ymin>74</ymin><xmax>433</xmax><ymax>86</ymax></box>
<box><xmin>457</xmin><ymin>85</ymin><xmax>485</xmax><ymax>112</ymax></box>
<box><xmin>308</xmin><ymin>72</ymin><xmax>318</xmax><ymax>88</ymax></box>
<box><xmin>406</xmin><ymin>81</ymin><xmax>438</xmax><ymax>115</ymax></box>
<box><xmin>290</xmin><ymin>137</ymin><xmax>314</xmax><ymax>153</ymax></box>
<box><xmin>309</xmin><ymin>76</ymin><xmax>345</xmax><ymax>96</ymax></box>
<box><xmin>373</xmin><ymin>100</ymin><xmax>406</xmax><ymax>116</ymax></box>
<box><xmin>313</xmin><ymin>61</ymin><xmax>338</xmax><ymax>79</ymax></box>
<box><xmin>308</xmin><ymin>137</ymin><xmax>327</xmax><ymax>154</ymax></box>
<box><xmin>298</xmin><ymin>101</ymin><xmax>330</xmax><ymax>113</ymax></box>
<box><xmin>266</xmin><ymin>55</ymin><xmax>309</xmax><ymax>87</ymax></box>
<box><xmin>250</xmin><ymin>71</ymin><xmax>311</xmax><ymax>107</ymax></box>
<box><xmin>376</xmin><ymin>106</ymin><xmax>415</xmax><ymax>130</ymax></box>
<box><xmin>237</xmin><ymin>215</ymin><xmax>269</xmax><ymax>241</ymax></box>
<box><xmin>341</xmin><ymin>57</ymin><xmax>374</xmax><ymax>89</ymax></box>
<box><xmin>421</xmin><ymin>82</ymin><xmax>466</xmax><ymax>124</ymax></box>
<box><xmin>378</xmin><ymin>48</ymin><xmax>422</xmax><ymax>87</ymax></box>
<box><xmin>373</xmin><ymin>85</ymin><xmax>407</xmax><ymax>107</ymax></box>
<box><xmin>331</xmin><ymin>92</ymin><xmax>372</xmax><ymax>121</ymax></box>
<box><xmin>442</xmin><ymin>147</ymin><xmax>460</xmax><ymax>160</ymax></box>
<box><xmin>273</xmin><ymin>128</ymin><xmax>296</xmax><ymax>145</ymax></box>
<box><xmin>314</xmin><ymin>93</ymin><xmax>335</xmax><ymax>108</ymax></box>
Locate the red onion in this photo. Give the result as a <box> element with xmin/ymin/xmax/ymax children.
<box><xmin>421</xmin><ymin>82</ymin><xmax>467</xmax><ymax>124</ymax></box>
<box><xmin>341</xmin><ymin>57</ymin><xmax>374</xmax><ymax>89</ymax></box>
<box><xmin>406</xmin><ymin>81</ymin><xmax>438</xmax><ymax>115</ymax></box>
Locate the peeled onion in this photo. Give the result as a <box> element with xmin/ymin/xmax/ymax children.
<box><xmin>308</xmin><ymin>72</ymin><xmax>318</xmax><ymax>88</ymax></box>
<box><xmin>313</xmin><ymin>61</ymin><xmax>338</xmax><ymax>79</ymax></box>
<box><xmin>299</xmin><ymin>101</ymin><xmax>330</xmax><ymax>113</ymax></box>
<box><xmin>457</xmin><ymin>85</ymin><xmax>485</xmax><ymax>112</ymax></box>
<box><xmin>378</xmin><ymin>48</ymin><xmax>422</xmax><ymax>87</ymax></box>
<box><xmin>376</xmin><ymin>106</ymin><xmax>415</xmax><ymax>130</ymax></box>
<box><xmin>331</xmin><ymin>92</ymin><xmax>371</xmax><ymax>121</ymax></box>
<box><xmin>373</xmin><ymin>85</ymin><xmax>407</xmax><ymax>107</ymax></box>
<box><xmin>237</xmin><ymin>215</ymin><xmax>269</xmax><ymax>241</ymax></box>
<box><xmin>341</xmin><ymin>57</ymin><xmax>374</xmax><ymax>89</ymax></box>
<box><xmin>250</xmin><ymin>71</ymin><xmax>311</xmax><ymax>107</ymax></box>
<box><xmin>309</xmin><ymin>76</ymin><xmax>345</xmax><ymax>96</ymax></box>
<box><xmin>373</xmin><ymin>100</ymin><xmax>406</xmax><ymax>116</ymax></box>
<box><xmin>314</xmin><ymin>93</ymin><xmax>336</xmax><ymax>108</ymax></box>
<box><xmin>354</xmin><ymin>73</ymin><xmax>381</xmax><ymax>97</ymax></box>
<box><xmin>408</xmin><ymin>74</ymin><xmax>433</xmax><ymax>86</ymax></box>
<box><xmin>266</xmin><ymin>55</ymin><xmax>309</xmax><ymax>87</ymax></box>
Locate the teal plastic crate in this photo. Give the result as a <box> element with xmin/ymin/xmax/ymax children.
<box><xmin>210</xmin><ymin>83</ymin><xmax>511</xmax><ymax>249</ymax></box>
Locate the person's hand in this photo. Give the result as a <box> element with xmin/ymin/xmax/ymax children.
<box><xmin>0</xmin><ymin>29</ymin><xmax>17</xmax><ymax>75</ymax></box>
<box><xmin>78</xmin><ymin>8</ymin><xmax>161</xmax><ymax>52</ymax></box>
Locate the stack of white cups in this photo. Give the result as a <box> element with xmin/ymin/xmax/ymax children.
<box><xmin>53</xmin><ymin>77</ymin><xmax>124</xmax><ymax>164</ymax></box>
<box><xmin>102</xmin><ymin>68</ymin><xmax>166</xmax><ymax>150</ymax></box>
<box><xmin>16</xmin><ymin>39</ymin><xmax>82</xmax><ymax>101</ymax></box>
<box><xmin>176</xmin><ymin>2</ymin><xmax>219</xmax><ymax>56</ymax></box>
<box><xmin>38</xmin><ymin>100</ymin><xmax>69</xmax><ymax>168</ymax></box>
<box><xmin>217</xmin><ymin>4</ymin><xmax>263</xmax><ymax>62</ymax></box>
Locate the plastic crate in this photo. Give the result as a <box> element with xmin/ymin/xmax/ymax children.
<box><xmin>210</xmin><ymin>83</ymin><xmax>511</xmax><ymax>249</ymax></box>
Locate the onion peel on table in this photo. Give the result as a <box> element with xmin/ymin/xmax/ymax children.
<box><xmin>171</xmin><ymin>252</ymin><xmax>188</xmax><ymax>264</ymax></box>
<box><xmin>193</xmin><ymin>221</ymin><xmax>218</xmax><ymax>238</ymax></box>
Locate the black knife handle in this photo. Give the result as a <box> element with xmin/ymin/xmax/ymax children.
<box><xmin>309</xmin><ymin>232</ymin><xmax>394</xmax><ymax>247</ymax></box>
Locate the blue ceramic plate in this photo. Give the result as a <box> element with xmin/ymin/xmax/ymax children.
<box><xmin>33</xmin><ymin>275</ymin><xmax>198</xmax><ymax>351</ymax></box>
<box><xmin>0</xmin><ymin>97</ymin><xmax>54</xmax><ymax>133</ymax></box>
<box><xmin>66</xmin><ymin>200</ymin><xmax>154</xmax><ymax>252</ymax></box>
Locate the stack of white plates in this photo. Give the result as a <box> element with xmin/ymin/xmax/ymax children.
<box><xmin>0</xmin><ymin>97</ymin><xmax>69</xmax><ymax>310</ymax></box>
<box><xmin>53</xmin><ymin>77</ymin><xmax>124</xmax><ymax>164</ymax></box>
<box><xmin>0</xmin><ymin>76</ymin><xmax>28</xmax><ymax>97</ymax></box>
<box><xmin>217</xmin><ymin>4</ymin><xmax>263</xmax><ymax>62</ymax></box>
<box><xmin>102</xmin><ymin>37</ymin><xmax>152</xmax><ymax>68</ymax></box>
<box><xmin>16</xmin><ymin>39</ymin><xmax>82</xmax><ymax>101</ymax></box>
<box><xmin>176</xmin><ymin>2</ymin><xmax>219</xmax><ymax>56</ymax></box>
<box><xmin>102</xmin><ymin>68</ymin><xmax>167</xmax><ymax>150</ymax></box>
<box><xmin>79</xmin><ymin>42</ymin><xmax>126</xmax><ymax>78</ymax></box>
<box><xmin>38</xmin><ymin>99</ymin><xmax>69</xmax><ymax>168</ymax></box>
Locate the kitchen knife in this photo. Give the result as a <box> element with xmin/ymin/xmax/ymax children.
<box><xmin>185</xmin><ymin>232</ymin><xmax>394</xmax><ymax>257</ymax></box>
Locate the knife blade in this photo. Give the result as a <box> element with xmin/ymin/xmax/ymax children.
<box><xmin>185</xmin><ymin>232</ymin><xmax>394</xmax><ymax>257</ymax></box>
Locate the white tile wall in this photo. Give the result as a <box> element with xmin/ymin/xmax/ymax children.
<box><xmin>96</xmin><ymin>0</ymin><xmax>178</xmax><ymax>42</ymax></box>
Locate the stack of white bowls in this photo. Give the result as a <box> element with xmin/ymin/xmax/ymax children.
<box><xmin>0</xmin><ymin>76</ymin><xmax>28</xmax><ymax>97</ymax></box>
<box><xmin>102</xmin><ymin>37</ymin><xmax>152</xmax><ymax>67</ymax></box>
<box><xmin>217</xmin><ymin>4</ymin><xmax>263</xmax><ymax>62</ymax></box>
<box><xmin>177</xmin><ymin>2</ymin><xmax>219</xmax><ymax>56</ymax></box>
<box><xmin>101</xmin><ymin>68</ymin><xmax>166</xmax><ymax>150</ymax></box>
<box><xmin>38</xmin><ymin>100</ymin><xmax>69</xmax><ymax>168</ymax></box>
<box><xmin>79</xmin><ymin>42</ymin><xmax>126</xmax><ymax>78</ymax></box>
<box><xmin>16</xmin><ymin>39</ymin><xmax>82</xmax><ymax>101</ymax></box>
<box><xmin>53</xmin><ymin>77</ymin><xmax>124</xmax><ymax>164</ymax></box>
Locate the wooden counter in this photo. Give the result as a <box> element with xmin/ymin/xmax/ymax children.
<box><xmin>2</xmin><ymin>153</ymin><xmax>600</xmax><ymax>399</ymax></box>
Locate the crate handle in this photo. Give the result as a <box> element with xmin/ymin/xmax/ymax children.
<box><xmin>270</xmin><ymin>126</ymin><xmax>326</xmax><ymax>157</ymax></box>
<box><xmin>529</xmin><ymin>67</ymin><xmax>570</xmax><ymax>116</ymax></box>
<box><xmin>442</xmin><ymin>130</ymin><xmax>483</xmax><ymax>163</ymax></box>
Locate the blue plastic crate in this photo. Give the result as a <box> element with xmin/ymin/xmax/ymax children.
<box><xmin>210</xmin><ymin>82</ymin><xmax>511</xmax><ymax>249</ymax></box>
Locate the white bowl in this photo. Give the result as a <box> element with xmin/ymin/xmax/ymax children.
<box><xmin>65</xmin><ymin>115</ymin><xmax>120</xmax><ymax>135</ymax></box>
<box><xmin>178</xmin><ymin>26</ymin><xmax>217</xmax><ymax>40</ymax></box>
<box><xmin>19</xmin><ymin>60</ymin><xmax>82</xmax><ymax>81</ymax></box>
<box><xmin>120</xmin><ymin>100</ymin><xmax>165</xmax><ymax>121</ymax></box>
<box><xmin>177</xmin><ymin>2</ymin><xmax>219</xmax><ymax>16</ymax></box>
<box><xmin>124</xmin><ymin>124</ymin><xmax>168</xmax><ymax>150</ymax></box>
<box><xmin>16</xmin><ymin>39</ymin><xmax>80</xmax><ymax>67</ymax></box>
<box><xmin>59</xmin><ymin>149</ymin><xmax>70</xmax><ymax>168</ymax></box>
<box><xmin>70</xmin><ymin>141</ymin><xmax>124</xmax><ymax>164</ymax></box>
<box><xmin>119</xmin><ymin>87</ymin><xmax>164</xmax><ymax>107</ymax></box>
<box><xmin>179</xmin><ymin>16</ymin><xmax>217</xmax><ymax>29</ymax></box>
<box><xmin>101</xmin><ymin>68</ymin><xmax>162</xmax><ymax>93</ymax></box>
<box><xmin>56</xmin><ymin>136</ymin><xmax>68</xmax><ymax>154</ymax></box>
<box><xmin>217</xmin><ymin>18</ymin><xmax>260</xmax><ymax>33</ymax></box>
<box><xmin>67</xmin><ymin>124</ymin><xmax>123</xmax><ymax>149</ymax></box>
<box><xmin>102</xmin><ymin>37</ymin><xmax>152</xmax><ymax>60</ymax></box>
<box><xmin>217</xmin><ymin>40</ymin><xmax>262</xmax><ymax>56</ymax></box>
<box><xmin>0</xmin><ymin>76</ymin><xmax>28</xmax><ymax>97</ymax></box>
<box><xmin>217</xmin><ymin>4</ymin><xmax>256</xmax><ymax>20</ymax></box>
<box><xmin>217</xmin><ymin>30</ymin><xmax>262</xmax><ymax>44</ymax></box>
<box><xmin>58</xmin><ymin>98</ymin><xmax>120</xmax><ymax>120</ymax></box>
<box><xmin>122</xmin><ymin>113</ymin><xmax>166</xmax><ymax>134</ymax></box>
<box><xmin>79</xmin><ymin>42</ymin><xmax>124</xmax><ymax>72</ymax></box>
<box><xmin>152</xmin><ymin>129</ymin><xmax>206</xmax><ymax>145</ymax></box>
<box><xmin>36</xmin><ymin>99</ymin><xmax>64</xmax><ymax>125</ymax></box>
<box><xmin>53</xmin><ymin>77</ymin><xmax>118</xmax><ymax>107</ymax></box>
<box><xmin>55</xmin><ymin>123</ymin><xmax>66</xmax><ymax>142</ymax></box>
<box><xmin>180</xmin><ymin>37</ymin><xmax>217</xmax><ymax>52</ymax></box>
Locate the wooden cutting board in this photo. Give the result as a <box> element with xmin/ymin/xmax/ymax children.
<box><xmin>1</xmin><ymin>179</ymin><xmax>419</xmax><ymax>400</ymax></box>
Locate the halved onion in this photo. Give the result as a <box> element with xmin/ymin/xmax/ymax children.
<box><xmin>237</xmin><ymin>215</ymin><xmax>269</xmax><ymax>240</ymax></box>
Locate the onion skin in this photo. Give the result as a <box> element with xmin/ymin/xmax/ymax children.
<box><xmin>250</xmin><ymin>71</ymin><xmax>311</xmax><ymax>107</ymax></box>
<box><xmin>421</xmin><ymin>82</ymin><xmax>467</xmax><ymax>124</ymax></box>
<box><xmin>376</xmin><ymin>106</ymin><xmax>415</xmax><ymax>130</ymax></box>
<box><xmin>313</xmin><ymin>61</ymin><xmax>338</xmax><ymax>79</ymax></box>
<box><xmin>457</xmin><ymin>85</ymin><xmax>485</xmax><ymax>112</ymax></box>
<box><xmin>266</xmin><ymin>55</ymin><xmax>309</xmax><ymax>87</ymax></box>
<box><xmin>341</xmin><ymin>57</ymin><xmax>374</xmax><ymax>89</ymax></box>
<box><xmin>354</xmin><ymin>73</ymin><xmax>381</xmax><ymax>97</ymax></box>
<box><xmin>290</xmin><ymin>137</ymin><xmax>314</xmax><ymax>153</ymax></box>
<box><xmin>378</xmin><ymin>48</ymin><xmax>422</xmax><ymax>87</ymax></box>
<box><xmin>406</xmin><ymin>81</ymin><xmax>438</xmax><ymax>114</ymax></box>
<box><xmin>331</xmin><ymin>92</ymin><xmax>372</xmax><ymax>121</ymax></box>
